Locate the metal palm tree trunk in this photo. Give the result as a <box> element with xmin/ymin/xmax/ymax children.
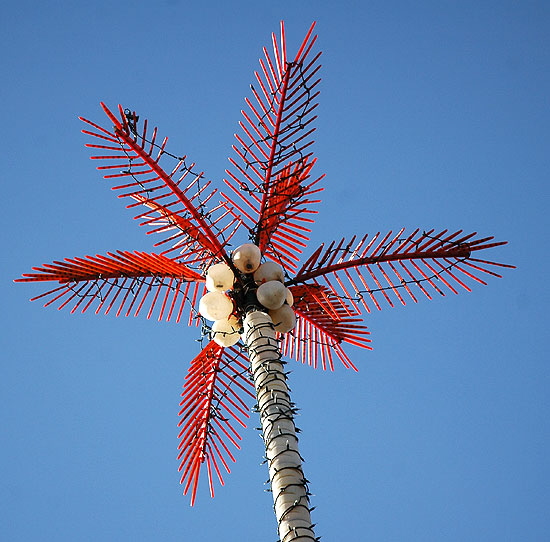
<box><xmin>244</xmin><ymin>310</ymin><xmax>314</xmax><ymax>541</ymax></box>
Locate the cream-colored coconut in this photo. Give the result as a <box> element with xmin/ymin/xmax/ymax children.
<box><xmin>232</xmin><ymin>243</ymin><xmax>261</xmax><ymax>273</ymax></box>
<box><xmin>269</xmin><ymin>304</ymin><xmax>296</xmax><ymax>333</ymax></box>
<box><xmin>212</xmin><ymin>316</ymin><xmax>242</xmax><ymax>347</ymax></box>
<box><xmin>253</xmin><ymin>261</ymin><xmax>285</xmax><ymax>284</ymax></box>
<box><xmin>198</xmin><ymin>291</ymin><xmax>233</xmax><ymax>321</ymax></box>
<box><xmin>285</xmin><ymin>288</ymin><xmax>294</xmax><ymax>307</ymax></box>
<box><xmin>257</xmin><ymin>280</ymin><xmax>286</xmax><ymax>310</ymax></box>
<box><xmin>205</xmin><ymin>262</ymin><xmax>235</xmax><ymax>292</ymax></box>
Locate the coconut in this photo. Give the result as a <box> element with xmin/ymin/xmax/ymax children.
<box><xmin>212</xmin><ymin>316</ymin><xmax>242</xmax><ymax>347</ymax></box>
<box><xmin>253</xmin><ymin>261</ymin><xmax>285</xmax><ymax>283</ymax></box>
<box><xmin>205</xmin><ymin>262</ymin><xmax>234</xmax><ymax>292</ymax></box>
<box><xmin>198</xmin><ymin>291</ymin><xmax>233</xmax><ymax>321</ymax></box>
<box><xmin>232</xmin><ymin>243</ymin><xmax>261</xmax><ymax>273</ymax></box>
<box><xmin>285</xmin><ymin>288</ymin><xmax>294</xmax><ymax>307</ymax></box>
<box><xmin>257</xmin><ymin>280</ymin><xmax>287</xmax><ymax>310</ymax></box>
<box><xmin>269</xmin><ymin>304</ymin><xmax>296</xmax><ymax>333</ymax></box>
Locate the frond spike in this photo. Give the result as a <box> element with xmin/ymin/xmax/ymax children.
<box><xmin>79</xmin><ymin>103</ymin><xmax>236</xmax><ymax>269</ymax></box>
<box><xmin>16</xmin><ymin>251</ymin><xmax>204</xmax><ymax>323</ymax></box>
<box><xmin>222</xmin><ymin>24</ymin><xmax>322</xmax><ymax>275</ymax></box>
<box><xmin>177</xmin><ymin>342</ymin><xmax>254</xmax><ymax>505</ymax></box>
<box><xmin>289</xmin><ymin>229</ymin><xmax>512</xmax><ymax>314</ymax></box>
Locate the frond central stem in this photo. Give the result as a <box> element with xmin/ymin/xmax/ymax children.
<box><xmin>256</xmin><ymin>67</ymin><xmax>293</xmax><ymax>245</ymax></box>
<box><xmin>288</xmin><ymin>246</ymin><xmax>473</xmax><ymax>285</ymax></box>
<box><xmin>114</xmin><ymin>128</ymin><xmax>236</xmax><ymax>271</ymax></box>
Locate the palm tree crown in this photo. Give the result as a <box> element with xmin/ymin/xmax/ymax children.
<box><xmin>16</xmin><ymin>21</ymin><xmax>512</xmax><ymax>510</ymax></box>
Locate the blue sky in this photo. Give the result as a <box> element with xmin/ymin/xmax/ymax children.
<box><xmin>2</xmin><ymin>1</ymin><xmax>548</xmax><ymax>540</ymax></box>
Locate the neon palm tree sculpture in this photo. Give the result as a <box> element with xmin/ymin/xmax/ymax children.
<box><xmin>17</xmin><ymin>22</ymin><xmax>512</xmax><ymax>542</ymax></box>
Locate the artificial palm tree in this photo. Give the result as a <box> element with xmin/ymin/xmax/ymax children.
<box><xmin>17</xmin><ymin>22</ymin><xmax>512</xmax><ymax>541</ymax></box>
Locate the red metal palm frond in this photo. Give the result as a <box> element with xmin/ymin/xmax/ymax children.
<box><xmin>16</xmin><ymin>251</ymin><xmax>205</xmax><ymax>324</ymax></box>
<box><xmin>223</xmin><ymin>21</ymin><xmax>322</xmax><ymax>267</ymax></box>
<box><xmin>223</xmin><ymin>156</ymin><xmax>323</xmax><ymax>272</ymax></box>
<box><xmin>281</xmin><ymin>284</ymin><xmax>371</xmax><ymax>371</ymax></box>
<box><xmin>80</xmin><ymin>103</ymin><xmax>236</xmax><ymax>269</ymax></box>
<box><xmin>289</xmin><ymin>228</ymin><xmax>515</xmax><ymax>313</ymax></box>
<box><xmin>177</xmin><ymin>341</ymin><xmax>255</xmax><ymax>505</ymax></box>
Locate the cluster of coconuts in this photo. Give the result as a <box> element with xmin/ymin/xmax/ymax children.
<box><xmin>198</xmin><ymin>243</ymin><xmax>296</xmax><ymax>347</ymax></box>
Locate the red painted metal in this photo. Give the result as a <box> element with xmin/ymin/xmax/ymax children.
<box><xmin>177</xmin><ymin>341</ymin><xmax>255</xmax><ymax>505</ymax></box>
<box><xmin>285</xmin><ymin>284</ymin><xmax>372</xmax><ymax>371</ymax></box>
<box><xmin>288</xmin><ymin>229</ymin><xmax>513</xmax><ymax>314</ymax></box>
<box><xmin>222</xmin><ymin>21</ymin><xmax>322</xmax><ymax>273</ymax></box>
<box><xmin>15</xmin><ymin>251</ymin><xmax>204</xmax><ymax>322</ymax></box>
<box><xmin>16</xmin><ymin>21</ymin><xmax>513</xmax><ymax>504</ymax></box>
<box><xmin>80</xmin><ymin>103</ymin><xmax>235</xmax><ymax>270</ymax></box>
